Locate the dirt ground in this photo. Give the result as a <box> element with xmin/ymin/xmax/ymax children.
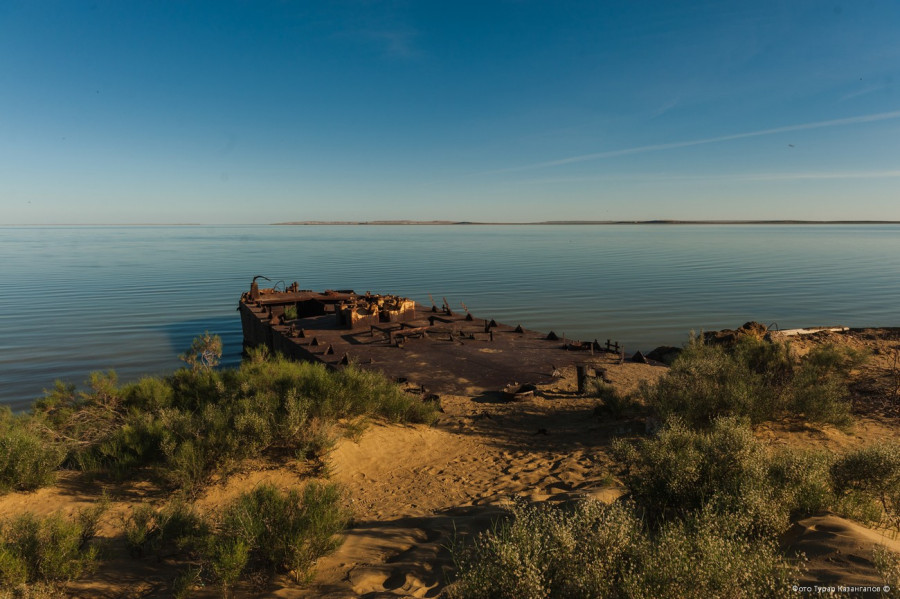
<box><xmin>3</xmin><ymin>329</ymin><xmax>900</xmax><ymax>597</ymax></box>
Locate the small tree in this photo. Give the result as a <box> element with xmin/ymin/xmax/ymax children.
<box><xmin>180</xmin><ymin>332</ymin><xmax>222</xmax><ymax>372</ymax></box>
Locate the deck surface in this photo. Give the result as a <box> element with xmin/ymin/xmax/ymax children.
<box><xmin>241</xmin><ymin>291</ymin><xmax>617</xmax><ymax>397</ymax></box>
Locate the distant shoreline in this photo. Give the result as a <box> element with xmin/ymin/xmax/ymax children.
<box><xmin>273</xmin><ymin>220</ymin><xmax>900</xmax><ymax>226</ymax></box>
<box><xmin>6</xmin><ymin>220</ymin><xmax>900</xmax><ymax>227</ymax></box>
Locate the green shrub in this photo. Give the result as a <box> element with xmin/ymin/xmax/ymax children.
<box><xmin>213</xmin><ymin>482</ymin><xmax>349</xmax><ymax>583</ymax></box>
<box><xmin>613</xmin><ymin>417</ymin><xmax>839</xmax><ymax>538</ymax></box>
<box><xmin>172</xmin><ymin>566</ymin><xmax>202</xmax><ymax>599</ymax></box>
<box><xmin>447</xmin><ymin>498</ymin><xmax>643</xmax><ymax>599</ymax></box>
<box><xmin>613</xmin><ymin>417</ymin><xmax>769</xmax><ymax>523</ymax></box>
<box><xmin>160</xmin><ymin>438</ymin><xmax>210</xmax><ymax>494</ymax></box>
<box><xmin>831</xmin><ymin>443</ymin><xmax>900</xmax><ymax>524</ymax></box>
<box><xmin>620</xmin><ymin>507</ymin><xmax>799</xmax><ymax>599</ymax></box>
<box><xmin>31</xmin><ymin>381</ymin><xmax>78</xmax><ymax>427</ymax></box>
<box><xmin>0</xmin><ymin>506</ymin><xmax>104</xmax><ymax>587</ymax></box>
<box><xmin>124</xmin><ymin>499</ymin><xmax>208</xmax><ymax>558</ymax></box>
<box><xmin>787</xmin><ymin>371</ymin><xmax>852</xmax><ymax>426</ymax></box>
<box><xmin>0</xmin><ymin>410</ymin><xmax>65</xmax><ymax>493</ymax></box>
<box><xmin>643</xmin><ymin>339</ymin><xmax>780</xmax><ymax>427</ymax></box>
<box><xmin>784</xmin><ymin>344</ymin><xmax>863</xmax><ymax>426</ymax></box>
<box><xmin>283</xmin><ymin>304</ymin><xmax>298</xmax><ymax>321</ymax></box>
<box><xmin>446</xmin><ymin>499</ymin><xmax>800</xmax><ymax>599</ymax></box>
<box><xmin>295</xmin><ymin>418</ymin><xmax>337</xmax><ymax>460</ymax></box>
<box><xmin>874</xmin><ymin>546</ymin><xmax>900</xmax><ymax>590</ymax></box>
<box><xmin>179</xmin><ymin>331</ymin><xmax>222</xmax><ymax>372</ymax></box>
<box><xmin>122</xmin><ymin>376</ymin><xmax>174</xmax><ymax>412</ymax></box>
<box><xmin>31</xmin><ymin>338</ymin><xmax>438</xmax><ymax>492</ymax></box>
<box><xmin>124</xmin><ymin>504</ymin><xmax>154</xmax><ymax>553</ymax></box>
<box><xmin>766</xmin><ymin>449</ymin><xmax>835</xmax><ymax>519</ymax></box>
<box><xmin>123</xmin><ymin>483</ymin><xmax>348</xmax><ymax>592</ymax></box>
<box><xmin>210</xmin><ymin>539</ymin><xmax>250</xmax><ymax>594</ymax></box>
<box><xmin>588</xmin><ymin>380</ymin><xmax>639</xmax><ymax>419</ymax></box>
<box><xmin>802</xmin><ymin>344</ymin><xmax>867</xmax><ymax>378</ymax></box>
<box><xmin>644</xmin><ymin>337</ymin><xmax>860</xmax><ymax>427</ymax></box>
<box><xmin>834</xmin><ymin>491</ymin><xmax>884</xmax><ymax>526</ymax></box>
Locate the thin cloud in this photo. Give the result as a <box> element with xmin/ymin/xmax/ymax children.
<box><xmin>516</xmin><ymin>170</ymin><xmax>900</xmax><ymax>185</ymax></box>
<box><xmin>839</xmin><ymin>84</ymin><xmax>885</xmax><ymax>103</ymax></box>
<box><xmin>647</xmin><ymin>96</ymin><xmax>681</xmax><ymax>120</ymax></box>
<box><xmin>359</xmin><ymin>29</ymin><xmax>422</xmax><ymax>59</ymax></box>
<box><xmin>491</xmin><ymin>110</ymin><xmax>900</xmax><ymax>174</ymax></box>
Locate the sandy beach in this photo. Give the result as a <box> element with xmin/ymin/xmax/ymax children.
<box><xmin>2</xmin><ymin>328</ymin><xmax>900</xmax><ymax>597</ymax></box>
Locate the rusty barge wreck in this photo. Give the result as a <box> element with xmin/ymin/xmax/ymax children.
<box><xmin>239</xmin><ymin>278</ymin><xmax>622</xmax><ymax>398</ymax></box>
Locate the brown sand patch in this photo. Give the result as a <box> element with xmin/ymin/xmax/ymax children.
<box><xmin>783</xmin><ymin>513</ymin><xmax>900</xmax><ymax>587</ymax></box>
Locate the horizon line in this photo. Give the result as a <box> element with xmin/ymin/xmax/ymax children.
<box><xmin>5</xmin><ymin>220</ymin><xmax>900</xmax><ymax>227</ymax></box>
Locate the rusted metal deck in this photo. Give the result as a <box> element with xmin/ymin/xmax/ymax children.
<box><xmin>239</xmin><ymin>279</ymin><xmax>619</xmax><ymax>397</ymax></box>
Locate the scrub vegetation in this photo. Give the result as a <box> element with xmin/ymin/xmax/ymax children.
<box><xmin>643</xmin><ymin>336</ymin><xmax>865</xmax><ymax>427</ymax></box>
<box><xmin>0</xmin><ymin>503</ymin><xmax>106</xmax><ymax>594</ymax></box>
<box><xmin>10</xmin><ymin>340</ymin><xmax>435</xmax><ymax>495</ymax></box>
<box><xmin>4</xmin><ymin>331</ymin><xmax>898</xmax><ymax>597</ymax></box>
<box><xmin>0</xmin><ymin>334</ymin><xmax>436</xmax><ymax>595</ymax></box>
<box><xmin>0</xmin><ymin>408</ymin><xmax>66</xmax><ymax>493</ymax></box>
<box><xmin>123</xmin><ymin>482</ymin><xmax>349</xmax><ymax>596</ymax></box>
<box><xmin>446</xmin><ymin>336</ymin><xmax>900</xmax><ymax>599</ymax></box>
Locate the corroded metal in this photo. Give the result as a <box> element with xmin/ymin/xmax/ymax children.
<box><xmin>239</xmin><ymin>280</ymin><xmax>622</xmax><ymax>397</ymax></box>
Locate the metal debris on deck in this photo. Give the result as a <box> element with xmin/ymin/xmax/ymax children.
<box><xmin>239</xmin><ymin>279</ymin><xmax>622</xmax><ymax>398</ymax></box>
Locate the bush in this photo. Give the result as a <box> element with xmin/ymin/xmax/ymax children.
<box><xmin>620</xmin><ymin>507</ymin><xmax>799</xmax><ymax>599</ymax></box>
<box><xmin>643</xmin><ymin>339</ymin><xmax>781</xmax><ymax>427</ymax></box>
<box><xmin>766</xmin><ymin>449</ymin><xmax>834</xmax><ymax>519</ymax></box>
<box><xmin>802</xmin><ymin>344</ymin><xmax>867</xmax><ymax>378</ymax></box>
<box><xmin>179</xmin><ymin>331</ymin><xmax>222</xmax><ymax>372</ymax></box>
<box><xmin>124</xmin><ymin>499</ymin><xmax>208</xmax><ymax>558</ymax></box>
<box><xmin>787</xmin><ymin>370</ymin><xmax>851</xmax><ymax>426</ymax></box>
<box><xmin>831</xmin><ymin>443</ymin><xmax>900</xmax><ymax>525</ymax></box>
<box><xmin>643</xmin><ymin>337</ymin><xmax>860</xmax><ymax>427</ymax></box>
<box><xmin>616</xmin><ymin>422</ymin><xmax>900</xmax><ymax>532</ymax></box>
<box><xmin>588</xmin><ymin>380</ymin><xmax>639</xmax><ymax>419</ymax></box>
<box><xmin>446</xmin><ymin>499</ymin><xmax>800</xmax><ymax>599</ymax></box>
<box><xmin>447</xmin><ymin>498</ymin><xmax>643</xmax><ymax>599</ymax></box>
<box><xmin>613</xmin><ymin>417</ymin><xmax>769</xmax><ymax>523</ymax></box>
<box><xmin>0</xmin><ymin>506</ymin><xmax>104</xmax><ymax>588</ymax></box>
<box><xmin>123</xmin><ymin>483</ymin><xmax>348</xmax><ymax>593</ymax></box>
<box><xmin>210</xmin><ymin>538</ymin><xmax>249</xmax><ymax>594</ymax></box>
<box><xmin>213</xmin><ymin>482</ymin><xmax>349</xmax><ymax>584</ymax></box>
<box><xmin>283</xmin><ymin>305</ymin><xmax>298</xmax><ymax>321</ymax></box>
<box><xmin>613</xmin><ymin>417</ymin><xmax>839</xmax><ymax>538</ymax></box>
<box><xmin>29</xmin><ymin>339</ymin><xmax>438</xmax><ymax>493</ymax></box>
<box><xmin>0</xmin><ymin>410</ymin><xmax>65</xmax><ymax>493</ymax></box>
<box><xmin>785</xmin><ymin>344</ymin><xmax>863</xmax><ymax>427</ymax></box>
<box><xmin>874</xmin><ymin>546</ymin><xmax>900</xmax><ymax>591</ymax></box>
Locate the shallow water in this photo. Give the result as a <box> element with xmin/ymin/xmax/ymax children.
<box><xmin>2</xmin><ymin>224</ymin><xmax>898</xmax><ymax>411</ymax></box>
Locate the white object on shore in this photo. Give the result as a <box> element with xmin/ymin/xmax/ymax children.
<box><xmin>773</xmin><ymin>326</ymin><xmax>848</xmax><ymax>337</ymax></box>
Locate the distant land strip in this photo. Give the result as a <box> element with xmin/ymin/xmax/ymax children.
<box><xmin>273</xmin><ymin>220</ymin><xmax>900</xmax><ymax>225</ymax></box>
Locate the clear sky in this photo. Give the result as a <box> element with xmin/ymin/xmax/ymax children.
<box><xmin>2</xmin><ymin>1</ymin><xmax>899</xmax><ymax>224</ymax></box>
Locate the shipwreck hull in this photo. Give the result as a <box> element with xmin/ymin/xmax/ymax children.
<box><xmin>238</xmin><ymin>282</ymin><xmax>620</xmax><ymax>397</ymax></box>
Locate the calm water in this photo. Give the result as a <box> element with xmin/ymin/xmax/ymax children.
<box><xmin>2</xmin><ymin>224</ymin><xmax>899</xmax><ymax>411</ymax></box>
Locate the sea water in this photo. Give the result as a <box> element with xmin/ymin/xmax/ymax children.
<box><xmin>2</xmin><ymin>224</ymin><xmax>898</xmax><ymax>411</ymax></box>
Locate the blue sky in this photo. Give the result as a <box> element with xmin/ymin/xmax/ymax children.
<box><xmin>2</xmin><ymin>0</ymin><xmax>899</xmax><ymax>224</ymax></box>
